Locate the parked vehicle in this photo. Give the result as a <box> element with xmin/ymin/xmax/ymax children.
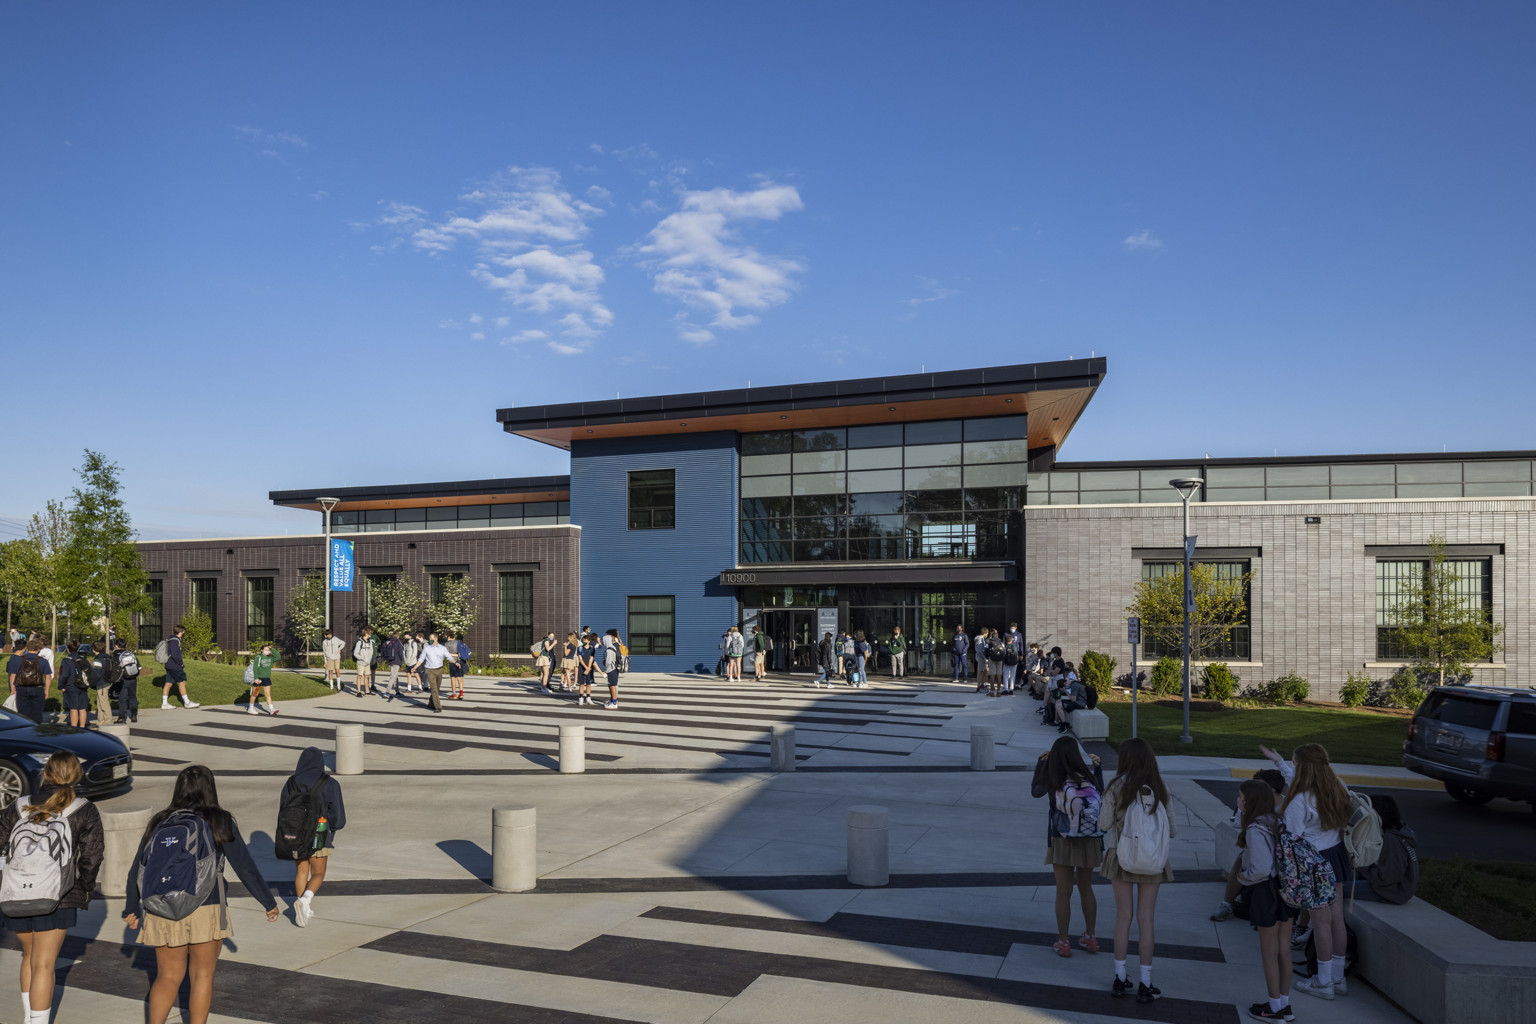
<box><xmin>1403</xmin><ymin>686</ymin><xmax>1536</xmax><ymax>810</ymax></box>
<box><xmin>0</xmin><ymin>709</ymin><xmax>132</xmax><ymax>803</ymax></box>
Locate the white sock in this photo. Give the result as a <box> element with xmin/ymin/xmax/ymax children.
<box><xmin>302</xmin><ymin>889</ymin><xmax>314</xmax><ymax>901</ymax></box>
<box><xmin>1139</xmin><ymin>964</ymin><xmax>1152</xmax><ymax>987</ymax></box>
<box><xmin>1269</xmin><ymin>997</ymin><xmax>1285</xmax><ymax>1012</ymax></box>
<box><xmin>1331</xmin><ymin>955</ymin><xmax>1346</xmax><ymax>979</ymax></box>
<box><xmin>1114</xmin><ymin>959</ymin><xmax>1126</xmax><ymax>981</ymax></box>
<box><xmin>1316</xmin><ymin>961</ymin><xmax>1332</xmax><ymax>985</ymax></box>
<box><xmin>21</xmin><ymin>993</ymin><xmax>30</xmax><ymax>1015</ymax></box>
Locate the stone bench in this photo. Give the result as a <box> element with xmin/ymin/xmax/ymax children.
<box><xmin>1068</xmin><ymin>707</ymin><xmax>1109</xmax><ymax>741</ymax></box>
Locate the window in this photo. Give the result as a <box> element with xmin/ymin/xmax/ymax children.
<box><xmin>1376</xmin><ymin>557</ymin><xmax>1493</xmax><ymax>661</ymax></box>
<box><xmin>628</xmin><ymin>469</ymin><xmax>675</xmax><ymax>530</ymax></box>
<box><xmin>190</xmin><ymin>578</ymin><xmax>218</xmax><ymax>640</ymax></box>
<box><xmin>628</xmin><ymin>596</ymin><xmax>675</xmax><ymax>655</ymax></box>
<box><xmin>364</xmin><ymin>574</ymin><xmax>397</xmax><ymax>625</ymax></box>
<box><xmin>246</xmin><ymin>577</ymin><xmax>274</xmax><ymax>645</ymax></box>
<box><xmin>430</xmin><ymin>572</ymin><xmax>464</xmax><ymax>605</ymax></box>
<box><xmin>1141</xmin><ymin>561</ymin><xmax>1251</xmax><ymax>660</ymax></box>
<box><xmin>139</xmin><ymin>579</ymin><xmax>164</xmax><ymax>647</ymax></box>
<box><xmin>498</xmin><ymin>572</ymin><xmax>533</xmax><ymax>654</ymax></box>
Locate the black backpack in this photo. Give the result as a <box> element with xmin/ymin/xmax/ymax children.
<box><xmin>14</xmin><ymin>655</ymin><xmax>45</xmax><ymax>688</ymax></box>
<box><xmin>1083</xmin><ymin>685</ymin><xmax>1100</xmax><ymax>710</ymax></box>
<box><xmin>986</xmin><ymin>641</ymin><xmax>1004</xmax><ymax>662</ymax></box>
<box><xmin>102</xmin><ymin>652</ymin><xmax>124</xmax><ymax>685</ymax></box>
<box><xmin>1003</xmin><ymin>646</ymin><xmax>1019</xmax><ymax>666</ymax></box>
<box><xmin>70</xmin><ymin>652</ymin><xmax>92</xmax><ymax>688</ymax></box>
<box><xmin>273</xmin><ymin>778</ymin><xmax>327</xmax><ymax>862</ymax></box>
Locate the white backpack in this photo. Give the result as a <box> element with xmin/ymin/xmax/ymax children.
<box><xmin>119</xmin><ymin>650</ymin><xmax>141</xmax><ymax>678</ymax></box>
<box><xmin>1115</xmin><ymin>785</ymin><xmax>1171</xmax><ymax>875</ymax></box>
<box><xmin>1344</xmin><ymin>789</ymin><xmax>1384</xmax><ymax>868</ymax></box>
<box><xmin>0</xmin><ymin>797</ymin><xmax>87</xmax><ymax>917</ymax></box>
<box><xmin>154</xmin><ymin>639</ymin><xmax>170</xmax><ymax>664</ymax></box>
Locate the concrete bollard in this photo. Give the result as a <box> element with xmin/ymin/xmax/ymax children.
<box><xmin>335</xmin><ymin>723</ymin><xmax>364</xmax><ymax>775</ymax></box>
<box><xmin>99</xmin><ymin>723</ymin><xmax>131</xmax><ymax>747</ymax></box>
<box><xmin>847</xmin><ymin>805</ymin><xmax>890</xmax><ymax>886</ymax></box>
<box><xmin>970</xmin><ymin>724</ymin><xmax>995</xmax><ymax>771</ymax></box>
<box><xmin>559</xmin><ymin>725</ymin><xmax>585</xmax><ymax>774</ymax></box>
<box><xmin>491</xmin><ymin>805</ymin><xmax>537</xmax><ymax>892</ymax></box>
<box><xmin>770</xmin><ymin>724</ymin><xmax>796</xmax><ymax>771</ymax></box>
<box><xmin>99</xmin><ymin>807</ymin><xmax>153</xmax><ymax>898</ymax></box>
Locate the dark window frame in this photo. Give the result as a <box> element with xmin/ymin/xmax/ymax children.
<box><xmin>1140</xmin><ymin>560</ymin><xmax>1252</xmax><ymax>661</ymax></box>
<box><xmin>246</xmin><ymin>577</ymin><xmax>274</xmax><ymax>646</ymax></box>
<box><xmin>139</xmin><ymin>579</ymin><xmax>164</xmax><ymax>647</ymax></box>
<box><xmin>1375</xmin><ymin>557</ymin><xmax>1494</xmax><ymax>661</ymax></box>
<box><xmin>190</xmin><ymin>578</ymin><xmax>219</xmax><ymax>642</ymax></box>
<box><xmin>497</xmin><ymin>571</ymin><xmax>533</xmax><ymax>654</ymax></box>
<box><xmin>628</xmin><ymin>469</ymin><xmax>676</xmax><ymax>531</ymax></box>
<box><xmin>627</xmin><ymin>595</ymin><xmax>675</xmax><ymax>656</ymax></box>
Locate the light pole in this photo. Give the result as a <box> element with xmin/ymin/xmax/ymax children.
<box><xmin>318</xmin><ymin>497</ymin><xmax>340</xmax><ymax>634</ymax></box>
<box><xmin>1169</xmin><ymin>477</ymin><xmax>1202</xmax><ymax>745</ymax></box>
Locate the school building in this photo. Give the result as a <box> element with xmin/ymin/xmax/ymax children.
<box><xmin>133</xmin><ymin>357</ymin><xmax>1535</xmax><ymax>698</ymax></box>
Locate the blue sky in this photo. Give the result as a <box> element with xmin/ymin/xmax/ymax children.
<box><xmin>3</xmin><ymin>2</ymin><xmax>1533</xmax><ymax>540</ymax></box>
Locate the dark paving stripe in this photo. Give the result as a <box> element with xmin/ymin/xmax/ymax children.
<box><xmin>130</xmin><ymin>726</ymin><xmax>268</xmax><ymax>749</ymax></box>
<box><xmin>196</xmin><ymin>719</ymin><xmax>625</xmax><ymax>762</ymax></box>
<box><xmin>366</xmin><ymin>930</ymin><xmax>1238</xmax><ymax>1024</ymax></box>
<box><xmin>133</xmin><ymin>763</ymin><xmax>1041</xmax><ymax>777</ymax></box>
<box><xmin>641</xmin><ymin>906</ymin><xmax>1225</xmax><ymax>963</ymax></box>
<box><xmin>457</xmin><ymin>699</ymin><xmax>949</xmax><ymax>730</ymax></box>
<box><xmin>530</xmin><ymin>868</ymin><xmax>1227</xmax><ymax>894</ymax></box>
<box><xmin>0</xmin><ymin>931</ymin><xmax>641</xmax><ymax>1023</ymax></box>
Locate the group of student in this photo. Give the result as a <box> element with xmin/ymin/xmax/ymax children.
<box><xmin>1032</xmin><ymin>732</ymin><xmax>1418</xmax><ymax>1020</ymax></box>
<box><xmin>317</xmin><ymin>627</ymin><xmax>468</xmax><ymax>712</ymax></box>
<box><xmin>714</xmin><ymin>625</ymin><xmax>774</xmax><ymax>681</ymax></box>
<box><xmin>4</xmin><ymin>629</ymin><xmax>200</xmax><ymax>728</ymax></box>
<box><xmin>532</xmin><ymin>627</ymin><xmax>627</xmax><ymax>708</ymax></box>
<box><xmin>0</xmin><ymin>749</ymin><xmax>345</xmax><ymax>1024</ymax></box>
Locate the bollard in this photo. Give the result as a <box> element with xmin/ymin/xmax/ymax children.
<box><xmin>770</xmin><ymin>724</ymin><xmax>796</xmax><ymax>771</ymax></box>
<box><xmin>99</xmin><ymin>807</ymin><xmax>153</xmax><ymax>898</ymax></box>
<box><xmin>847</xmin><ymin>805</ymin><xmax>890</xmax><ymax>887</ymax></box>
<box><xmin>491</xmin><ymin>805</ymin><xmax>537</xmax><ymax>891</ymax></box>
<box><xmin>559</xmin><ymin>724</ymin><xmax>585</xmax><ymax>774</ymax></box>
<box><xmin>99</xmin><ymin>723</ymin><xmax>131</xmax><ymax>747</ymax></box>
<box><xmin>970</xmin><ymin>724</ymin><xmax>995</xmax><ymax>771</ymax></box>
<box><xmin>335</xmin><ymin>723</ymin><xmax>365</xmax><ymax>775</ymax></box>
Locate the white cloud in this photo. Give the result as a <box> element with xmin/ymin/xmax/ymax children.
<box><xmin>637</xmin><ymin>184</ymin><xmax>804</xmax><ymax>343</ymax></box>
<box><xmin>470</xmin><ymin>332</ymin><xmax>485</xmax><ymax>340</ymax></box>
<box><xmin>495</xmin><ymin>316</ymin><xmax>510</xmax><ymax>328</ymax></box>
<box><xmin>1123</xmin><ymin>230</ymin><xmax>1164</xmax><ymax>252</ymax></box>
<box><xmin>408</xmin><ymin>167</ymin><xmax>600</xmax><ymax>253</ymax></box>
<box><xmin>502</xmin><ymin>329</ymin><xmax>547</xmax><ymax>345</ymax></box>
<box><xmin>548</xmin><ymin>340</ymin><xmax>586</xmax><ymax>355</ymax></box>
<box><xmin>589</xmin><ymin>143</ymin><xmax>604</xmax><ymax>154</ymax></box>
<box><xmin>586</xmin><ymin>185</ymin><xmax>613</xmax><ymax>204</ymax></box>
<box><xmin>898</xmin><ymin>277</ymin><xmax>959</xmax><ymax>320</ymax></box>
<box><xmin>233</xmin><ymin>124</ymin><xmax>310</xmax><ymax>149</ymax></box>
<box><xmin>468</xmin><ymin>313</ymin><xmax>483</xmax><ymax>324</ymax></box>
<box><xmin>614</xmin><ymin>143</ymin><xmax>659</xmax><ymax>162</ymax></box>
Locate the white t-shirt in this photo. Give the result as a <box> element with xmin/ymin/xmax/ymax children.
<box><xmin>1282</xmin><ymin>791</ymin><xmax>1343</xmax><ymax>853</ymax></box>
<box><xmin>420</xmin><ymin>643</ymin><xmax>448</xmax><ymax>669</ymax></box>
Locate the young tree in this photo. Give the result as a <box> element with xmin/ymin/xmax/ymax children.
<box><xmin>0</xmin><ymin>537</ymin><xmax>47</xmax><ymax>635</ymax></box>
<box><xmin>27</xmin><ymin>500</ymin><xmax>81</xmax><ymax>648</ymax></box>
<box><xmin>1126</xmin><ymin>562</ymin><xmax>1253</xmax><ymax>667</ymax></box>
<box><xmin>284</xmin><ymin>574</ymin><xmax>326</xmax><ymax>663</ymax></box>
<box><xmin>62</xmin><ymin>450</ymin><xmax>149</xmax><ymax>641</ymax></box>
<box><xmin>428</xmin><ymin>575</ymin><xmax>478</xmax><ymax>639</ymax></box>
<box><xmin>1388</xmin><ymin>536</ymin><xmax>1506</xmax><ymax>687</ymax></box>
<box><xmin>179</xmin><ymin>606</ymin><xmax>216</xmax><ymax>658</ymax></box>
<box><xmin>368</xmin><ymin>576</ymin><xmax>423</xmax><ymax>639</ymax></box>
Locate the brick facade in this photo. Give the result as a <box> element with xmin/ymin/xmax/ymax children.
<box><xmin>1024</xmin><ymin>496</ymin><xmax>1534</xmax><ymax>699</ymax></box>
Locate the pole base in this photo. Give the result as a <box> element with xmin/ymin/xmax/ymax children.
<box><xmin>1178</xmin><ymin>735</ymin><xmax>1194</xmax><ymax>744</ymax></box>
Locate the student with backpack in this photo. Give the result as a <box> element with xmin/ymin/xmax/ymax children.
<box><xmin>111</xmin><ymin>638</ymin><xmax>143</xmax><ymax>723</ymax></box>
<box><xmin>1353</xmin><ymin>795</ymin><xmax>1417</xmax><ymax>904</ymax></box>
<box><xmin>1098</xmin><ymin>737</ymin><xmax>1176</xmax><ymax>1004</ymax></box>
<box><xmin>275</xmin><ymin>747</ymin><xmax>346</xmax><ymax>927</ymax></box>
<box><xmin>535</xmin><ymin>632</ymin><xmax>558</xmax><ymax>694</ymax></box>
<box><xmin>320</xmin><ymin>628</ymin><xmax>345</xmax><ymax>690</ymax></box>
<box><xmin>89</xmin><ymin>639</ymin><xmax>112</xmax><ymax>726</ymax></box>
<box><xmin>1280</xmin><ymin>743</ymin><xmax>1354</xmax><ymax>1001</ymax></box>
<box><xmin>561</xmin><ymin>632</ymin><xmax>579</xmax><ymax>690</ymax></box>
<box><xmin>0</xmin><ymin>751</ymin><xmax>103</xmax><ymax>1024</ymax></box>
<box><xmin>447</xmin><ymin>633</ymin><xmax>470</xmax><ymax>700</ymax></box>
<box><xmin>601</xmin><ymin>629</ymin><xmax>625</xmax><ymax>709</ymax></box>
<box><xmin>1211</xmin><ymin>767</ymin><xmax>1288</xmax><ymax>921</ymax></box>
<box><xmin>1053</xmin><ymin>662</ymin><xmax>1088</xmax><ymax>733</ymax></box>
<box><xmin>750</xmin><ymin>626</ymin><xmax>767</xmax><ymax>681</ymax></box>
<box><xmin>1229</xmin><ymin>779</ymin><xmax>1299</xmax><ymax>1021</ymax></box>
<box><xmin>60</xmin><ymin>642</ymin><xmax>92</xmax><ymax>728</ymax></box>
<box><xmin>160</xmin><ymin>625</ymin><xmax>199</xmax><ymax>709</ymax></box>
<box><xmin>123</xmin><ymin>765</ymin><xmax>280</xmax><ymax>1024</ymax></box>
<box><xmin>245</xmin><ymin>642</ymin><xmax>280</xmax><ymax>716</ymax></box>
<box><xmin>352</xmin><ymin>627</ymin><xmax>377</xmax><ymax>698</ymax></box>
<box><xmin>6</xmin><ymin>637</ymin><xmax>52</xmax><ymax>724</ymax></box>
<box><xmin>380</xmin><ymin>631</ymin><xmax>405</xmax><ymax>700</ymax></box>
<box><xmin>725</xmin><ymin>627</ymin><xmax>745</xmax><ymax>681</ymax></box>
<box><xmin>812</xmin><ymin>632</ymin><xmax>834</xmax><ymax>687</ymax></box>
<box><xmin>852</xmin><ymin>630</ymin><xmax>871</xmax><ymax>687</ymax></box>
<box><xmin>950</xmin><ymin>625</ymin><xmax>969</xmax><ymax>682</ymax></box>
<box><xmin>573</xmin><ymin>634</ymin><xmax>598</xmax><ymax>706</ymax></box>
<box><xmin>399</xmin><ymin>632</ymin><xmax>422</xmax><ymax>696</ymax></box>
<box><xmin>1032</xmin><ymin>736</ymin><xmax>1105</xmax><ymax>958</ymax></box>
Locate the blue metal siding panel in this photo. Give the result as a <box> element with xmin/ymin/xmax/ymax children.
<box><xmin>571</xmin><ymin>432</ymin><xmax>738</xmax><ymax>673</ymax></box>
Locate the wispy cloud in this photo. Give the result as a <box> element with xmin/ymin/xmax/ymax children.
<box><xmin>378</xmin><ymin>167</ymin><xmax>611</xmax><ymax>354</ymax></box>
<box><xmin>1123</xmin><ymin>229</ymin><xmax>1164</xmax><ymax>253</ymax></box>
<box><xmin>502</xmin><ymin>329</ymin><xmax>547</xmax><ymax>345</ymax></box>
<box><xmin>898</xmin><ymin>276</ymin><xmax>959</xmax><ymax>320</ymax></box>
<box><xmin>232</xmin><ymin>124</ymin><xmax>309</xmax><ymax>161</ymax></box>
<box><xmin>637</xmin><ymin>183</ymin><xmax>804</xmax><ymax>344</ymax></box>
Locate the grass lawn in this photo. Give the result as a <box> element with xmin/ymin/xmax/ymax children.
<box><xmin>1098</xmin><ymin>695</ymin><xmax>1410</xmax><ymax>765</ymax></box>
<box><xmin>105</xmin><ymin>661</ymin><xmax>332</xmax><ymax>710</ymax></box>
<box><xmin>1418</xmin><ymin>859</ymin><xmax>1536</xmax><ymax>941</ymax></box>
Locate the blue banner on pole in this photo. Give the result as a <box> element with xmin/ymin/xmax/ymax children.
<box><xmin>330</xmin><ymin>539</ymin><xmax>355</xmax><ymax>592</ymax></box>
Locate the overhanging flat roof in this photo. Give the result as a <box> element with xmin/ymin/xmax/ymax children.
<box><xmin>1051</xmin><ymin>450</ymin><xmax>1536</xmax><ymax>470</ymax></box>
<box><xmin>270</xmin><ymin>475</ymin><xmax>570</xmax><ymax>512</ymax></box>
<box><xmin>496</xmin><ymin>358</ymin><xmax>1107</xmax><ymax>451</ymax></box>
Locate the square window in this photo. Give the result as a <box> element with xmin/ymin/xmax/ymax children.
<box><xmin>904</xmin><ymin>443</ymin><xmax>962</xmax><ymax>467</ymax></box>
<box><xmin>1463</xmin><ymin>460</ymin><xmax>1531</xmax><ymax>483</ymax></box>
<box><xmin>962</xmin><ymin>416</ymin><xmax>1027</xmax><ymax>441</ymax></box>
<box><xmin>963</xmin><ymin>439</ymin><xmax>1030</xmax><ymax>464</ymax></box>
<box><xmin>793</xmin><ymin>428</ymin><xmax>845</xmax><ymax>452</ymax></box>
<box><xmin>792</xmin><ymin>472</ymin><xmax>846</xmax><ymax>495</ymax></box>
<box><xmin>847</xmin><ymin>423</ymin><xmax>904</xmax><ymax>448</ymax></box>
<box><xmin>847</xmin><ymin>469</ymin><xmax>904</xmax><ymax>492</ymax></box>
<box><xmin>628</xmin><ymin>596</ymin><xmax>675</xmax><ymax>656</ymax></box>
<box><xmin>904</xmin><ymin>420</ymin><xmax>961</xmax><ymax>445</ymax></box>
<box><xmin>964</xmin><ymin>463</ymin><xmax>1025</xmax><ymax>488</ymax></box>
<box><xmin>1206</xmin><ymin>467</ymin><xmax>1264</xmax><ymax>487</ymax></box>
<box><xmin>1266</xmin><ymin>465</ymin><xmax>1328</xmax><ymax>486</ymax></box>
<box><xmin>741</xmin><ymin>453</ymin><xmax>792</xmax><ymax>476</ymax></box>
<box><xmin>1330</xmin><ymin>463</ymin><xmax>1395</xmax><ymax>485</ymax></box>
<box><xmin>628</xmin><ymin>469</ymin><xmax>676</xmax><ymax>530</ymax></box>
<box><xmin>847</xmin><ymin>446</ymin><xmax>903</xmax><ymax>470</ymax></box>
<box><xmin>741</xmin><ymin>475</ymin><xmax>791</xmax><ymax>498</ymax></box>
<box><xmin>792</xmin><ymin>450</ymin><xmax>846</xmax><ymax>473</ymax></box>
<box><xmin>1396</xmin><ymin>463</ymin><xmax>1461</xmax><ymax>484</ymax></box>
<box><xmin>741</xmin><ymin>431</ymin><xmax>793</xmax><ymax>455</ymax></box>
<box><xmin>906</xmin><ymin>465</ymin><xmax>962</xmax><ymax>491</ymax></box>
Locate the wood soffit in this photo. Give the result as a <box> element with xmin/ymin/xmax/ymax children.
<box><xmin>279</xmin><ymin>491</ymin><xmax>570</xmax><ymax>513</ymax></box>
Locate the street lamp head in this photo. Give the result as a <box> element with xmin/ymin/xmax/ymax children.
<box><xmin>317</xmin><ymin>496</ymin><xmax>341</xmax><ymax>511</ymax></box>
<box><xmin>1169</xmin><ymin>477</ymin><xmax>1202</xmax><ymax>500</ymax></box>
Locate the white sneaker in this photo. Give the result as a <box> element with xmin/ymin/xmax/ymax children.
<box><xmin>247</xmin><ymin>703</ymin><xmax>258</xmax><ymax>715</ymax></box>
<box><xmin>265</xmin><ymin>703</ymin><xmax>279</xmax><ymax>715</ymax></box>
<box><xmin>1293</xmin><ymin>977</ymin><xmax>1334</xmax><ymax>1001</ymax></box>
<box><xmin>1333</xmin><ymin>977</ymin><xmax>1349</xmax><ymax>997</ymax></box>
<box><xmin>294</xmin><ymin>895</ymin><xmax>312</xmax><ymax>927</ymax></box>
<box><xmin>183</xmin><ymin>700</ymin><xmax>200</xmax><ymax>709</ymax></box>
<box><xmin>161</xmin><ymin>700</ymin><xmax>173</xmax><ymax>710</ymax></box>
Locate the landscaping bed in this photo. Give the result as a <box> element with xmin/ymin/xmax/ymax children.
<box><xmin>1417</xmin><ymin>859</ymin><xmax>1536</xmax><ymax>942</ymax></box>
<box><xmin>1098</xmin><ymin>695</ymin><xmax>1410</xmax><ymax>765</ymax></box>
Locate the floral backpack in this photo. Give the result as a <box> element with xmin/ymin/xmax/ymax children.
<box><xmin>1275</xmin><ymin>824</ymin><xmax>1337</xmax><ymax>909</ymax></box>
<box><xmin>1052</xmin><ymin>779</ymin><xmax>1104</xmax><ymax>839</ymax></box>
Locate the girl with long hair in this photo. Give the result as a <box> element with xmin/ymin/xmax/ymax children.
<box><xmin>561</xmin><ymin>632</ymin><xmax>579</xmax><ymax>691</ymax></box>
<box><xmin>1031</xmin><ymin>736</ymin><xmax>1104</xmax><ymax>957</ymax></box>
<box><xmin>123</xmin><ymin>765</ymin><xmax>279</xmax><ymax>1024</ymax></box>
<box><xmin>1233</xmin><ymin>780</ymin><xmax>1297</xmax><ymax>1021</ymax></box>
<box><xmin>0</xmin><ymin>751</ymin><xmax>103</xmax><ymax>1024</ymax></box>
<box><xmin>1097</xmin><ymin>736</ymin><xmax>1176</xmax><ymax>1004</ymax></box>
<box><xmin>1281</xmin><ymin>743</ymin><xmax>1352</xmax><ymax>1001</ymax></box>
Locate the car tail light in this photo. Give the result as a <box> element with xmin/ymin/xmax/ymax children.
<box><xmin>1407</xmin><ymin>713</ymin><xmax>1417</xmax><ymax>741</ymax></box>
<box><xmin>1487</xmin><ymin>731</ymin><xmax>1506</xmax><ymax>762</ymax></box>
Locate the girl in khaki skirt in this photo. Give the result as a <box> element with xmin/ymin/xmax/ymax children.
<box><xmin>123</xmin><ymin>766</ymin><xmax>280</xmax><ymax>1024</ymax></box>
<box><xmin>1097</xmin><ymin>737</ymin><xmax>1176</xmax><ymax>1004</ymax></box>
<box><xmin>1031</xmin><ymin>735</ymin><xmax>1105</xmax><ymax>957</ymax></box>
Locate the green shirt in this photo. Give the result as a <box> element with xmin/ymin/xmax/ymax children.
<box><xmin>251</xmin><ymin>652</ymin><xmax>278</xmax><ymax>680</ymax></box>
<box><xmin>889</xmin><ymin>633</ymin><xmax>907</xmax><ymax>654</ymax></box>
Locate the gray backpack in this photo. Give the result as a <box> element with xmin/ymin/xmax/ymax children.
<box><xmin>0</xmin><ymin>797</ymin><xmax>86</xmax><ymax>917</ymax></box>
<box><xmin>136</xmin><ymin>810</ymin><xmax>225</xmax><ymax>923</ymax></box>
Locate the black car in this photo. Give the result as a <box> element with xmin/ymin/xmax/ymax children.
<box><xmin>0</xmin><ymin>709</ymin><xmax>133</xmax><ymax>804</ymax></box>
<box><xmin>1403</xmin><ymin>685</ymin><xmax>1536</xmax><ymax>809</ymax></box>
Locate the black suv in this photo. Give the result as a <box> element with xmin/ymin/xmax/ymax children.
<box><xmin>1403</xmin><ymin>686</ymin><xmax>1536</xmax><ymax>808</ymax></box>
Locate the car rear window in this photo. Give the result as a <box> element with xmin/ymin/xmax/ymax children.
<box><xmin>1426</xmin><ymin>696</ymin><xmax>1500</xmax><ymax>731</ymax></box>
<box><xmin>1507</xmin><ymin>704</ymin><xmax>1536</xmax><ymax>736</ymax></box>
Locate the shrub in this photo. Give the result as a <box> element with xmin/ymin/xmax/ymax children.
<box><xmin>110</xmin><ymin>609</ymin><xmax>139</xmax><ymax>650</ymax></box>
<box><xmin>1080</xmin><ymin>650</ymin><xmax>1118</xmax><ymax>700</ymax></box>
<box><xmin>1340</xmin><ymin>671</ymin><xmax>1371</xmax><ymax>708</ymax></box>
<box><xmin>1150</xmin><ymin>655</ymin><xmax>1183</xmax><ymax>696</ymax></box>
<box><xmin>1201</xmin><ymin>662</ymin><xmax>1238</xmax><ymax>702</ymax></box>
<box><xmin>179</xmin><ymin>607</ymin><xmax>215</xmax><ymax>658</ymax></box>
<box><xmin>1262</xmin><ymin>673</ymin><xmax>1310</xmax><ymax>703</ymax></box>
<box><xmin>1386</xmin><ymin>668</ymin><xmax>1429</xmax><ymax>710</ymax></box>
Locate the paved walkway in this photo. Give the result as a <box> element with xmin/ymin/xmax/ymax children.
<box><xmin>0</xmin><ymin>674</ymin><xmax>1417</xmax><ymax>1024</ymax></box>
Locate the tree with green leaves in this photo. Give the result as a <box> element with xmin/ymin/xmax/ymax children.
<box><xmin>1126</xmin><ymin>562</ymin><xmax>1253</xmax><ymax>667</ymax></box>
<box><xmin>368</xmin><ymin>576</ymin><xmax>424</xmax><ymax>639</ymax></box>
<box><xmin>282</xmin><ymin>574</ymin><xmax>326</xmax><ymax>663</ymax></box>
<box><xmin>61</xmin><ymin>450</ymin><xmax>149</xmax><ymax>643</ymax></box>
<box><xmin>1388</xmin><ymin>536</ymin><xmax>1506</xmax><ymax>687</ymax></box>
<box><xmin>0</xmin><ymin>537</ymin><xmax>47</xmax><ymax>635</ymax></box>
<box><xmin>428</xmin><ymin>575</ymin><xmax>478</xmax><ymax>640</ymax></box>
<box><xmin>179</xmin><ymin>606</ymin><xmax>215</xmax><ymax>658</ymax></box>
<box><xmin>27</xmin><ymin>499</ymin><xmax>83</xmax><ymax>647</ymax></box>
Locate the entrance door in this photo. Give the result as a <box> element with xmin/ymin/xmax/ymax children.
<box><xmin>760</xmin><ymin>609</ymin><xmax>815</xmax><ymax>672</ymax></box>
